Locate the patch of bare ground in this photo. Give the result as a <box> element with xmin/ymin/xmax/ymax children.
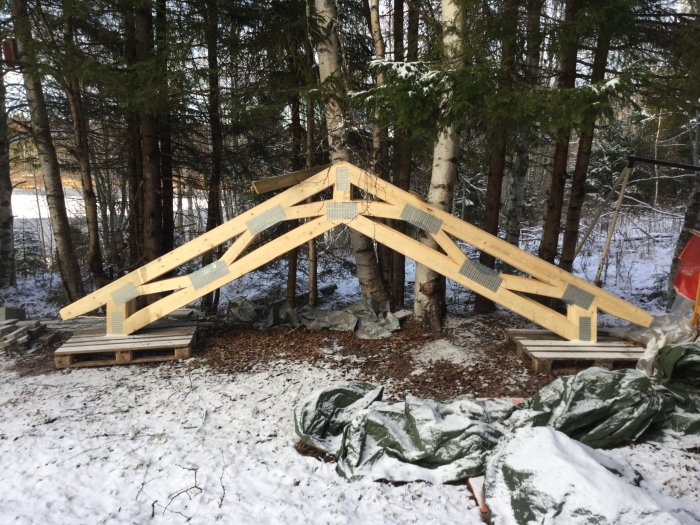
<box><xmin>200</xmin><ymin>311</ymin><xmax>558</xmax><ymax>401</ymax></box>
<box><xmin>6</xmin><ymin>331</ymin><xmax>71</xmax><ymax>377</ymax></box>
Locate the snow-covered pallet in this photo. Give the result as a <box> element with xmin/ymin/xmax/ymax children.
<box><xmin>508</xmin><ymin>329</ymin><xmax>644</xmax><ymax>374</ymax></box>
<box><xmin>54</xmin><ymin>325</ymin><xmax>197</xmax><ymax>369</ymax></box>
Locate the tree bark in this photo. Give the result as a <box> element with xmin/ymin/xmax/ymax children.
<box><xmin>367</xmin><ymin>0</ymin><xmax>395</xmax><ymax>303</ymax></box>
<box><xmin>63</xmin><ymin>15</ymin><xmax>108</xmax><ymax>289</ymax></box>
<box><xmin>390</xmin><ymin>0</ymin><xmax>415</xmax><ymax>307</ymax></box>
<box><xmin>559</xmin><ymin>28</ymin><xmax>611</xmax><ymax>273</ymax></box>
<box><xmin>11</xmin><ymin>0</ymin><xmax>85</xmax><ymax>301</ymax></box>
<box><xmin>286</xmin><ymin>95</ymin><xmax>304</xmax><ymax>307</ymax></box>
<box><xmin>135</xmin><ymin>1</ymin><xmax>162</xmax><ymax>264</ymax></box>
<box><xmin>414</xmin><ymin>0</ymin><xmax>465</xmax><ymax>330</ymax></box>
<box><xmin>0</xmin><ymin>72</ymin><xmax>15</xmax><ymax>287</ymax></box>
<box><xmin>538</xmin><ymin>0</ymin><xmax>581</xmax><ymax>264</ymax></box>
<box><xmin>505</xmin><ymin>0</ymin><xmax>543</xmax><ymax>248</ymax></box>
<box><xmin>474</xmin><ymin>0</ymin><xmax>518</xmax><ymax>313</ymax></box>
<box><xmin>156</xmin><ymin>0</ymin><xmax>174</xmax><ymax>254</ymax></box>
<box><xmin>306</xmin><ymin>94</ymin><xmax>318</xmax><ymax>306</ymax></box>
<box><xmin>313</xmin><ymin>0</ymin><xmax>389</xmax><ymax>304</ymax></box>
<box><xmin>201</xmin><ymin>0</ymin><xmax>224</xmax><ymax>314</ymax></box>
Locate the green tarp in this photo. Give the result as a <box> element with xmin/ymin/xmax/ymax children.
<box><xmin>294</xmin><ymin>344</ymin><xmax>700</xmax><ymax>483</ymax></box>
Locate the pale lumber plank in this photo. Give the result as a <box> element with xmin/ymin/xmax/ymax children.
<box><xmin>251</xmin><ymin>164</ymin><xmax>331</xmax><ymax>194</ymax></box>
<box><xmin>431</xmin><ymin>230</ymin><xmax>466</xmax><ymax>264</ymax></box>
<box><xmin>57</xmin><ymin>338</ymin><xmax>194</xmax><ymax>353</ymax></box>
<box><xmin>222</xmin><ymin>230</ymin><xmax>256</xmax><ymax>265</ymax></box>
<box><xmin>348</xmin><ymin>215</ymin><xmax>579</xmax><ymax>340</ymax></box>
<box><xmin>507</xmin><ymin>328</ymin><xmax>617</xmax><ymax>339</ymax></box>
<box><xmin>514</xmin><ymin>340</ymin><xmax>639</xmax><ymax>348</ymax></box>
<box><xmin>528</xmin><ymin>351</ymin><xmax>642</xmax><ymax>359</ymax></box>
<box><xmin>347</xmin><ymin>164</ymin><xmax>652</xmax><ymax>328</ymax></box>
<box><xmin>137</xmin><ymin>275</ymin><xmax>191</xmax><ymax>295</ymax></box>
<box><xmin>500</xmin><ymin>275</ymin><xmax>563</xmax><ymax>298</ymax></box>
<box><xmin>60</xmin><ymin>168</ymin><xmax>337</xmax><ymax>319</ymax></box>
<box><xmin>123</xmin><ymin>217</ymin><xmax>341</xmax><ymax>334</ymax></box>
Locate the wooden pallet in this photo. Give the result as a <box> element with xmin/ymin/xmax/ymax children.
<box><xmin>54</xmin><ymin>325</ymin><xmax>197</xmax><ymax>369</ymax></box>
<box><xmin>507</xmin><ymin>328</ymin><xmax>644</xmax><ymax>374</ymax></box>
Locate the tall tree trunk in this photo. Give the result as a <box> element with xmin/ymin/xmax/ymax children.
<box><xmin>286</xmin><ymin>95</ymin><xmax>304</xmax><ymax>307</ymax></box>
<box><xmin>367</xmin><ymin>0</ymin><xmax>395</xmax><ymax>304</ymax></box>
<box><xmin>313</xmin><ymin>0</ymin><xmax>389</xmax><ymax>304</ymax></box>
<box><xmin>474</xmin><ymin>0</ymin><xmax>518</xmax><ymax>313</ymax></box>
<box><xmin>135</xmin><ymin>1</ymin><xmax>162</xmax><ymax>264</ymax></box>
<box><xmin>413</xmin><ymin>0</ymin><xmax>465</xmax><ymax>330</ymax></box>
<box><xmin>63</xmin><ymin>16</ymin><xmax>108</xmax><ymax>289</ymax></box>
<box><xmin>306</xmin><ymin>94</ymin><xmax>318</xmax><ymax>306</ymax></box>
<box><xmin>156</xmin><ymin>0</ymin><xmax>174</xmax><ymax>254</ymax></box>
<box><xmin>11</xmin><ymin>0</ymin><xmax>85</xmax><ymax>301</ymax></box>
<box><xmin>124</xmin><ymin>8</ymin><xmax>143</xmax><ymax>270</ymax></box>
<box><xmin>201</xmin><ymin>0</ymin><xmax>224</xmax><ymax>314</ymax></box>
<box><xmin>0</xmin><ymin>72</ymin><xmax>15</xmax><ymax>287</ymax></box>
<box><xmin>559</xmin><ymin>28</ymin><xmax>611</xmax><ymax>273</ymax></box>
<box><xmin>505</xmin><ymin>0</ymin><xmax>543</xmax><ymax>248</ymax></box>
<box><xmin>538</xmin><ymin>0</ymin><xmax>581</xmax><ymax>264</ymax></box>
<box><xmin>390</xmin><ymin>0</ymin><xmax>416</xmax><ymax>307</ymax></box>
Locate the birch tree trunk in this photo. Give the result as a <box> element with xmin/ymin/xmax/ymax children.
<box><xmin>11</xmin><ymin>0</ymin><xmax>85</xmax><ymax>301</ymax></box>
<box><xmin>313</xmin><ymin>0</ymin><xmax>389</xmax><ymax>304</ymax></box>
<box><xmin>0</xmin><ymin>72</ymin><xmax>15</xmax><ymax>287</ymax></box>
<box><xmin>413</xmin><ymin>0</ymin><xmax>465</xmax><ymax>329</ymax></box>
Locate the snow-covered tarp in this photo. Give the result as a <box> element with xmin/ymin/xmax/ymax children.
<box><xmin>485</xmin><ymin>427</ymin><xmax>693</xmax><ymax>524</ymax></box>
<box><xmin>296</xmin><ymin>345</ymin><xmax>700</xmax><ymax>485</ymax></box>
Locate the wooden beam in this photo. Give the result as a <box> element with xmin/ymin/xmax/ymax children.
<box><xmin>251</xmin><ymin>164</ymin><xmax>332</xmax><ymax>194</ymax></box>
<box><xmin>346</xmin><ymin>164</ymin><xmax>652</xmax><ymax>328</ymax></box>
<box><xmin>431</xmin><ymin>230</ymin><xmax>466</xmax><ymax>264</ymax></box>
<box><xmin>222</xmin><ymin>230</ymin><xmax>256</xmax><ymax>265</ymax></box>
<box><xmin>137</xmin><ymin>276</ymin><xmax>191</xmax><ymax>295</ymax></box>
<box><xmin>348</xmin><ymin>215</ymin><xmax>579</xmax><ymax>340</ymax></box>
<box><xmin>122</xmin><ymin>217</ymin><xmax>343</xmax><ymax>334</ymax></box>
<box><xmin>500</xmin><ymin>275</ymin><xmax>563</xmax><ymax>298</ymax></box>
<box><xmin>60</xmin><ymin>168</ymin><xmax>337</xmax><ymax>319</ymax></box>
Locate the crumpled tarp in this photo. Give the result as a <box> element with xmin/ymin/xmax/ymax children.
<box><xmin>505</xmin><ymin>367</ymin><xmax>666</xmax><ymax>448</ymax></box>
<box><xmin>226</xmin><ymin>297</ymin><xmax>401</xmax><ymax>339</ymax></box>
<box><xmin>336</xmin><ymin>395</ymin><xmax>513</xmax><ymax>483</ymax></box>
<box><xmin>294</xmin><ymin>382</ymin><xmax>384</xmax><ymax>455</ymax></box>
<box><xmin>645</xmin><ymin>343</ymin><xmax>700</xmax><ymax>443</ymax></box>
<box><xmin>294</xmin><ymin>383</ymin><xmax>514</xmax><ymax>483</ymax></box>
<box><xmin>610</xmin><ymin>295</ymin><xmax>696</xmax><ymax>375</ymax></box>
<box><xmin>484</xmin><ymin>427</ymin><xmax>682</xmax><ymax>525</ymax></box>
<box><xmin>295</xmin><ymin>346</ymin><xmax>700</xmax><ymax>484</ymax></box>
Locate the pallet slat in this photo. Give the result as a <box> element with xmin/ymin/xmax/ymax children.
<box><xmin>54</xmin><ymin>326</ymin><xmax>196</xmax><ymax>368</ymax></box>
<box><xmin>509</xmin><ymin>329</ymin><xmax>643</xmax><ymax>373</ymax></box>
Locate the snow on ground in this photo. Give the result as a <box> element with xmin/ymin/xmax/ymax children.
<box><xmin>412</xmin><ymin>338</ymin><xmax>474</xmax><ymax>369</ymax></box>
<box><xmin>0</xmin><ymin>355</ymin><xmax>481</xmax><ymax>525</ymax></box>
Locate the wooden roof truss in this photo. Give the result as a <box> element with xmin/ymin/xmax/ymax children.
<box><xmin>61</xmin><ymin>162</ymin><xmax>652</xmax><ymax>341</ymax></box>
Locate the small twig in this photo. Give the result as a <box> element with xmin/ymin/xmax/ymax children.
<box><xmin>218</xmin><ymin>451</ymin><xmax>227</xmax><ymax>508</ymax></box>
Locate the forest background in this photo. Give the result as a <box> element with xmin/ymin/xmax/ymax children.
<box><xmin>0</xmin><ymin>0</ymin><xmax>698</xmax><ymax>328</ymax></box>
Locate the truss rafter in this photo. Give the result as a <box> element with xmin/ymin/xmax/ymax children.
<box><xmin>61</xmin><ymin>162</ymin><xmax>653</xmax><ymax>341</ymax></box>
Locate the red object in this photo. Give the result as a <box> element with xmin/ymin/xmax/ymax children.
<box><xmin>2</xmin><ymin>40</ymin><xmax>18</xmax><ymax>68</ymax></box>
<box><xmin>673</xmin><ymin>234</ymin><xmax>700</xmax><ymax>300</ymax></box>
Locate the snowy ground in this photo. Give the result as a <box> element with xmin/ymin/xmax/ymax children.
<box><xmin>0</xmin><ymin>356</ymin><xmax>482</xmax><ymax>524</ymax></box>
<box><xmin>1</xmin><ymin>350</ymin><xmax>699</xmax><ymax>524</ymax></box>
